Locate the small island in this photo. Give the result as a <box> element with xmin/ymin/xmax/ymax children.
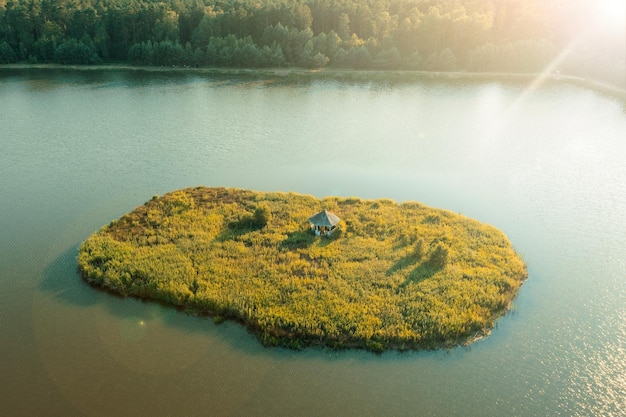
<box><xmin>78</xmin><ymin>187</ymin><xmax>526</xmax><ymax>352</ymax></box>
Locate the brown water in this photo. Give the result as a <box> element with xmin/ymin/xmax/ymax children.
<box><xmin>1</xmin><ymin>68</ymin><xmax>625</xmax><ymax>416</ymax></box>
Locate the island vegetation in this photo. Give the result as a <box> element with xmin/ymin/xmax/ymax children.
<box><xmin>0</xmin><ymin>0</ymin><xmax>623</xmax><ymax>89</ymax></box>
<box><xmin>78</xmin><ymin>187</ymin><xmax>527</xmax><ymax>351</ymax></box>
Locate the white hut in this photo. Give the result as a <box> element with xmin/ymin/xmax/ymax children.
<box><xmin>308</xmin><ymin>210</ymin><xmax>341</xmax><ymax>236</ymax></box>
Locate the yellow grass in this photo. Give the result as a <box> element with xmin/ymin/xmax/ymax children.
<box><xmin>78</xmin><ymin>187</ymin><xmax>527</xmax><ymax>351</ymax></box>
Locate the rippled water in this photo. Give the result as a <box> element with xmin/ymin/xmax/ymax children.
<box><xmin>1</xmin><ymin>68</ymin><xmax>624</xmax><ymax>416</ymax></box>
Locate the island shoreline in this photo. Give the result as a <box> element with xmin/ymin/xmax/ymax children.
<box><xmin>78</xmin><ymin>187</ymin><xmax>528</xmax><ymax>353</ymax></box>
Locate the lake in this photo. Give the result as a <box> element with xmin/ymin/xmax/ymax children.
<box><xmin>1</xmin><ymin>68</ymin><xmax>624</xmax><ymax>417</ymax></box>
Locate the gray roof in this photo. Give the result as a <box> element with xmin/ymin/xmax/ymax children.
<box><xmin>308</xmin><ymin>210</ymin><xmax>341</xmax><ymax>227</ymax></box>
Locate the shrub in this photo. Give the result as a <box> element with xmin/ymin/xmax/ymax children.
<box><xmin>427</xmin><ymin>243</ymin><xmax>449</xmax><ymax>269</ymax></box>
<box><xmin>410</xmin><ymin>239</ymin><xmax>424</xmax><ymax>261</ymax></box>
<box><xmin>253</xmin><ymin>204</ymin><xmax>272</xmax><ymax>227</ymax></box>
<box><xmin>55</xmin><ymin>39</ymin><xmax>101</xmax><ymax>64</ymax></box>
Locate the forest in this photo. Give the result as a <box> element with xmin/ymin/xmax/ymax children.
<box><xmin>78</xmin><ymin>187</ymin><xmax>527</xmax><ymax>351</ymax></box>
<box><xmin>0</xmin><ymin>0</ymin><xmax>624</xmax><ymax>86</ymax></box>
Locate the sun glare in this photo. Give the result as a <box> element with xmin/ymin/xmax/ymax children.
<box><xmin>593</xmin><ymin>0</ymin><xmax>626</xmax><ymax>30</ymax></box>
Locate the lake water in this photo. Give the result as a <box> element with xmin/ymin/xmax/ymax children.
<box><xmin>1</xmin><ymin>68</ymin><xmax>624</xmax><ymax>417</ymax></box>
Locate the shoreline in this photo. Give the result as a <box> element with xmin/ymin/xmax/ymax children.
<box><xmin>78</xmin><ymin>187</ymin><xmax>528</xmax><ymax>353</ymax></box>
<box><xmin>1</xmin><ymin>63</ymin><xmax>624</xmax><ymax>99</ymax></box>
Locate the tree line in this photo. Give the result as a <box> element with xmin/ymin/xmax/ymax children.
<box><xmin>0</xmin><ymin>0</ymin><xmax>623</xmax><ymax>86</ymax></box>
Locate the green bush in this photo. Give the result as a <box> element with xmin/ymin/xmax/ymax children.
<box><xmin>55</xmin><ymin>39</ymin><xmax>101</xmax><ymax>65</ymax></box>
<box><xmin>428</xmin><ymin>243</ymin><xmax>449</xmax><ymax>269</ymax></box>
<box><xmin>253</xmin><ymin>204</ymin><xmax>272</xmax><ymax>227</ymax></box>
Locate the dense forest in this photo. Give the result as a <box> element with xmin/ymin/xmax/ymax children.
<box><xmin>0</xmin><ymin>0</ymin><xmax>623</xmax><ymax>86</ymax></box>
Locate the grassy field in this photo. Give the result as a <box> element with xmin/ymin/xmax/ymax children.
<box><xmin>78</xmin><ymin>187</ymin><xmax>527</xmax><ymax>352</ymax></box>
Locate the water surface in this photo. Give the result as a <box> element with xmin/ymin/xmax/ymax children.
<box><xmin>1</xmin><ymin>68</ymin><xmax>624</xmax><ymax>416</ymax></box>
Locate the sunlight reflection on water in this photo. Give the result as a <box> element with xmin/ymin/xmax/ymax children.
<box><xmin>1</xmin><ymin>70</ymin><xmax>625</xmax><ymax>416</ymax></box>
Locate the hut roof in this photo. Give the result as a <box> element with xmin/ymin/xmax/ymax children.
<box><xmin>308</xmin><ymin>210</ymin><xmax>341</xmax><ymax>227</ymax></box>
